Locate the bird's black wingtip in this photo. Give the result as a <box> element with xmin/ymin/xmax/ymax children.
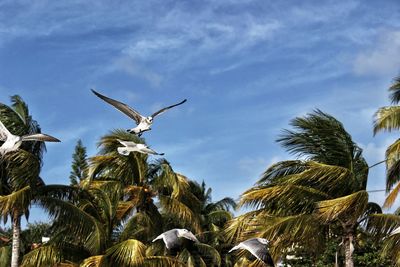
<box><xmin>91</xmin><ymin>88</ymin><xmax>99</xmax><ymax>95</ymax></box>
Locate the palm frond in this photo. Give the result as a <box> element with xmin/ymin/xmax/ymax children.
<box><xmin>195</xmin><ymin>243</ymin><xmax>221</xmax><ymax>266</ymax></box>
<box><xmin>317</xmin><ymin>190</ymin><xmax>368</xmax><ymax>223</ymax></box>
<box><xmin>258</xmin><ymin>160</ymin><xmax>308</xmax><ymax>185</ymax></box>
<box><xmin>0</xmin><ymin>246</ymin><xmax>11</xmax><ymax>267</ymax></box>
<box><xmin>21</xmin><ymin>245</ymin><xmax>63</xmax><ymax>267</ymax></box>
<box><xmin>142</xmin><ymin>256</ymin><xmax>186</xmax><ymax>267</ymax></box>
<box><xmin>366</xmin><ymin>214</ymin><xmax>400</xmax><ymax>238</ymax></box>
<box><xmin>277</xmin><ymin>110</ymin><xmax>359</xmax><ymax>168</ymax></box>
<box><xmin>158</xmin><ymin>195</ymin><xmax>201</xmax><ymax>232</ymax></box>
<box><xmin>239</xmin><ymin>184</ymin><xmax>327</xmax><ymax>215</ymax></box>
<box><xmin>384</xmin><ymin>181</ymin><xmax>400</xmax><ymax>209</ymax></box>
<box><xmin>389</xmin><ymin>76</ymin><xmax>400</xmax><ymax>104</ymax></box>
<box><xmin>374</xmin><ymin>106</ymin><xmax>400</xmax><ymax>134</ymax></box>
<box><xmin>385</xmin><ymin>139</ymin><xmax>400</xmax><ymax>190</ymax></box>
<box><xmin>80</xmin><ymin>255</ymin><xmax>106</xmax><ymax>267</ymax></box>
<box><xmin>104</xmin><ymin>239</ymin><xmax>146</xmax><ymax>267</ymax></box>
<box><xmin>37</xmin><ymin>197</ymin><xmax>106</xmax><ymax>255</ymax></box>
<box><xmin>0</xmin><ymin>186</ymin><xmax>31</xmax><ymax>222</ymax></box>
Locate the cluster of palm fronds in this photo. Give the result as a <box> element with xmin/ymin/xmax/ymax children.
<box><xmin>1</xmin><ymin>77</ymin><xmax>400</xmax><ymax>266</ymax></box>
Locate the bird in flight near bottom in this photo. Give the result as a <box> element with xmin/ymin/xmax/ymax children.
<box><xmin>117</xmin><ymin>139</ymin><xmax>164</xmax><ymax>156</ymax></box>
<box><xmin>229</xmin><ymin>238</ymin><xmax>274</xmax><ymax>266</ymax></box>
<box><xmin>152</xmin><ymin>228</ymin><xmax>199</xmax><ymax>250</ymax></box>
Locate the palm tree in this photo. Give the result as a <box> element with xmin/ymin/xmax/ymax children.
<box><xmin>0</xmin><ymin>96</ymin><xmax>78</xmax><ymax>267</ymax></box>
<box><xmin>227</xmin><ymin>110</ymin><xmax>387</xmax><ymax>267</ymax></box>
<box><xmin>22</xmin><ymin>180</ymin><xmax>184</xmax><ymax>266</ymax></box>
<box><xmin>0</xmin><ymin>96</ymin><xmax>50</xmax><ymax>267</ymax></box>
<box><xmin>374</xmin><ymin>76</ymin><xmax>400</xmax><ymax>208</ymax></box>
<box><xmin>21</xmin><ymin>130</ymin><xmax>200</xmax><ymax>266</ymax></box>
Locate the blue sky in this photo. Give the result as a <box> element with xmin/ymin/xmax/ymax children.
<box><xmin>1</xmin><ymin>0</ymin><xmax>400</xmax><ymax>226</ymax></box>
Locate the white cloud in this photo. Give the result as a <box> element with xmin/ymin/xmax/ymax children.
<box><xmin>353</xmin><ymin>31</ymin><xmax>400</xmax><ymax>77</ymax></box>
<box><xmin>112</xmin><ymin>57</ymin><xmax>163</xmax><ymax>87</ymax></box>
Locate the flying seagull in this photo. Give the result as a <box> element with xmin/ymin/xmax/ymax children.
<box><xmin>91</xmin><ymin>89</ymin><xmax>187</xmax><ymax>136</ymax></box>
<box><xmin>152</xmin><ymin>228</ymin><xmax>199</xmax><ymax>250</ymax></box>
<box><xmin>117</xmin><ymin>139</ymin><xmax>164</xmax><ymax>156</ymax></box>
<box><xmin>229</xmin><ymin>238</ymin><xmax>274</xmax><ymax>266</ymax></box>
<box><xmin>0</xmin><ymin>120</ymin><xmax>60</xmax><ymax>155</ymax></box>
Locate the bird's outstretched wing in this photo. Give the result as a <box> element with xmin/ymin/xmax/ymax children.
<box><xmin>180</xmin><ymin>231</ymin><xmax>199</xmax><ymax>243</ymax></box>
<box><xmin>117</xmin><ymin>139</ymin><xmax>137</xmax><ymax>147</ymax></box>
<box><xmin>151</xmin><ymin>99</ymin><xmax>187</xmax><ymax>118</ymax></box>
<box><xmin>0</xmin><ymin>120</ymin><xmax>11</xmax><ymax>141</ymax></box>
<box><xmin>390</xmin><ymin>226</ymin><xmax>400</xmax><ymax>237</ymax></box>
<box><xmin>243</xmin><ymin>239</ymin><xmax>273</xmax><ymax>266</ymax></box>
<box><xmin>91</xmin><ymin>89</ymin><xmax>143</xmax><ymax>124</ymax></box>
<box><xmin>22</xmin><ymin>133</ymin><xmax>60</xmax><ymax>142</ymax></box>
<box><xmin>141</xmin><ymin>147</ymin><xmax>164</xmax><ymax>156</ymax></box>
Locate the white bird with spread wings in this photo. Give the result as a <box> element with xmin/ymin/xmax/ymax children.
<box><xmin>117</xmin><ymin>139</ymin><xmax>164</xmax><ymax>156</ymax></box>
<box><xmin>152</xmin><ymin>228</ymin><xmax>199</xmax><ymax>250</ymax></box>
<box><xmin>229</xmin><ymin>238</ymin><xmax>274</xmax><ymax>266</ymax></box>
<box><xmin>91</xmin><ymin>89</ymin><xmax>187</xmax><ymax>136</ymax></box>
<box><xmin>0</xmin><ymin>120</ymin><xmax>60</xmax><ymax>155</ymax></box>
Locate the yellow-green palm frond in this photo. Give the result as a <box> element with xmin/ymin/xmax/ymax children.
<box><xmin>384</xmin><ymin>181</ymin><xmax>400</xmax><ymax>209</ymax></box>
<box><xmin>53</xmin><ymin>263</ymin><xmax>79</xmax><ymax>267</ymax></box>
<box><xmin>317</xmin><ymin>190</ymin><xmax>368</xmax><ymax>223</ymax></box>
<box><xmin>80</xmin><ymin>255</ymin><xmax>106</xmax><ymax>267</ymax></box>
<box><xmin>89</xmin><ymin>154</ymin><xmax>144</xmax><ymax>186</ymax></box>
<box><xmin>225</xmin><ymin>210</ymin><xmax>266</xmax><ymax>243</ymax></box>
<box><xmin>0</xmin><ymin>186</ymin><xmax>31</xmax><ymax>222</ymax></box>
<box><xmin>159</xmin><ymin>195</ymin><xmax>201</xmax><ymax>232</ymax></box>
<box><xmin>21</xmin><ymin>245</ymin><xmax>63</xmax><ymax>267</ymax></box>
<box><xmin>257</xmin><ymin>160</ymin><xmax>308</xmax><ymax>185</ymax></box>
<box><xmin>366</xmin><ymin>214</ymin><xmax>400</xmax><ymax>237</ymax></box>
<box><xmin>195</xmin><ymin>243</ymin><xmax>222</xmax><ymax>266</ymax></box>
<box><xmin>374</xmin><ymin>106</ymin><xmax>400</xmax><ymax>134</ymax></box>
<box><xmin>0</xmin><ymin>246</ymin><xmax>11</xmax><ymax>267</ymax></box>
<box><xmin>3</xmin><ymin>150</ymin><xmax>40</xmax><ymax>190</ymax></box>
<box><xmin>104</xmin><ymin>239</ymin><xmax>146</xmax><ymax>267</ymax></box>
<box><xmin>282</xmin><ymin>161</ymin><xmax>354</xmax><ymax>195</ymax></box>
<box><xmin>239</xmin><ymin>184</ymin><xmax>328</xmax><ymax>214</ymax></box>
<box><xmin>142</xmin><ymin>256</ymin><xmax>185</xmax><ymax>267</ymax></box>
<box><xmin>389</xmin><ymin>76</ymin><xmax>400</xmax><ymax>103</ymax></box>
<box><xmin>37</xmin><ymin>198</ymin><xmax>106</xmax><ymax>255</ymax></box>
<box><xmin>119</xmin><ymin>210</ymin><xmax>160</xmax><ymax>242</ymax></box>
<box><xmin>385</xmin><ymin>139</ymin><xmax>400</xmax><ymax>192</ymax></box>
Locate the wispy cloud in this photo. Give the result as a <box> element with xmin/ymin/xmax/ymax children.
<box><xmin>111</xmin><ymin>57</ymin><xmax>163</xmax><ymax>87</ymax></box>
<box><xmin>353</xmin><ymin>31</ymin><xmax>400</xmax><ymax>77</ymax></box>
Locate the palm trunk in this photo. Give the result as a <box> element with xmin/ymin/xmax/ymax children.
<box><xmin>11</xmin><ymin>212</ymin><xmax>21</xmax><ymax>267</ymax></box>
<box><xmin>344</xmin><ymin>232</ymin><xmax>354</xmax><ymax>267</ymax></box>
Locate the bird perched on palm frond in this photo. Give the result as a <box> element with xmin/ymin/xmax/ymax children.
<box><xmin>91</xmin><ymin>89</ymin><xmax>187</xmax><ymax>136</ymax></box>
<box><xmin>152</xmin><ymin>228</ymin><xmax>199</xmax><ymax>250</ymax></box>
<box><xmin>229</xmin><ymin>238</ymin><xmax>274</xmax><ymax>266</ymax></box>
<box><xmin>0</xmin><ymin>120</ymin><xmax>60</xmax><ymax>155</ymax></box>
<box><xmin>117</xmin><ymin>139</ymin><xmax>164</xmax><ymax>156</ymax></box>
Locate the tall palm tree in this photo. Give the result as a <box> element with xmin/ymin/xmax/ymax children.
<box><xmin>227</xmin><ymin>110</ymin><xmax>387</xmax><ymax>267</ymax></box>
<box><xmin>374</xmin><ymin>76</ymin><xmax>400</xmax><ymax>208</ymax></box>
<box><xmin>0</xmin><ymin>96</ymin><xmax>49</xmax><ymax>267</ymax></box>
<box><xmin>0</xmin><ymin>96</ymin><xmax>77</xmax><ymax>267</ymax></box>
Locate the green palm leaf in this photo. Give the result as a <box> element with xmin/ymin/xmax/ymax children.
<box><xmin>104</xmin><ymin>239</ymin><xmax>146</xmax><ymax>267</ymax></box>
<box><xmin>317</xmin><ymin>190</ymin><xmax>368</xmax><ymax>223</ymax></box>
<box><xmin>374</xmin><ymin>106</ymin><xmax>400</xmax><ymax>134</ymax></box>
